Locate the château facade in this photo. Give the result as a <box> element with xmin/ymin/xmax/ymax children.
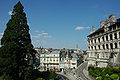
<box><xmin>87</xmin><ymin>14</ymin><xmax>120</xmax><ymax>67</ymax></box>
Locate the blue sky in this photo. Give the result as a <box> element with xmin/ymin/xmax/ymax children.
<box><xmin>0</xmin><ymin>0</ymin><xmax>120</xmax><ymax>50</ymax></box>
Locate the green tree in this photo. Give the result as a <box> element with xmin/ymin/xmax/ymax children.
<box><xmin>0</xmin><ymin>1</ymin><xmax>35</xmax><ymax>80</ymax></box>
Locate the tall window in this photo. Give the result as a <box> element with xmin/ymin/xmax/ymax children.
<box><xmin>115</xmin><ymin>43</ymin><xmax>117</xmax><ymax>48</ymax></box>
<box><xmin>119</xmin><ymin>32</ymin><xmax>120</xmax><ymax>39</ymax></box>
<box><xmin>98</xmin><ymin>38</ymin><xmax>100</xmax><ymax>43</ymax></box>
<box><xmin>113</xmin><ymin>25</ymin><xmax>116</xmax><ymax>30</ymax></box>
<box><xmin>91</xmin><ymin>46</ymin><xmax>93</xmax><ymax>50</ymax></box>
<box><xmin>98</xmin><ymin>45</ymin><xmax>100</xmax><ymax>49</ymax></box>
<box><xmin>110</xmin><ymin>34</ymin><xmax>113</xmax><ymax>40</ymax></box>
<box><xmin>91</xmin><ymin>40</ymin><xmax>93</xmax><ymax>44</ymax></box>
<box><xmin>114</xmin><ymin>33</ymin><xmax>117</xmax><ymax>39</ymax></box>
<box><xmin>106</xmin><ymin>44</ymin><xmax>109</xmax><ymax>49</ymax></box>
<box><xmin>88</xmin><ymin>47</ymin><xmax>90</xmax><ymax>50</ymax></box>
<box><xmin>95</xmin><ymin>46</ymin><xmax>96</xmax><ymax>50</ymax></box>
<box><xmin>119</xmin><ymin>42</ymin><xmax>120</xmax><ymax>48</ymax></box>
<box><xmin>102</xmin><ymin>45</ymin><xmax>105</xmax><ymax>49</ymax></box>
<box><xmin>106</xmin><ymin>35</ymin><xmax>108</xmax><ymax>41</ymax></box>
<box><xmin>102</xmin><ymin>37</ymin><xmax>104</xmax><ymax>41</ymax></box>
<box><xmin>110</xmin><ymin>43</ymin><xmax>113</xmax><ymax>49</ymax></box>
<box><xmin>94</xmin><ymin>39</ymin><xmax>96</xmax><ymax>43</ymax></box>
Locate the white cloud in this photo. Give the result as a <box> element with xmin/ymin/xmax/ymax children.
<box><xmin>42</xmin><ymin>33</ymin><xmax>48</xmax><ymax>35</ymax></box>
<box><xmin>44</xmin><ymin>36</ymin><xmax>52</xmax><ymax>38</ymax></box>
<box><xmin>32</xmin><ymin>35</ymin><xmax>41</xmax><ymax>38</ymax></box>
<box><xmin>35</xmin><ymin>30</ymin><xmax>39</xmax><ymax>32</ymax></box>
<box><xmin>0</xmin><ymin>33</ymin><xmax>3</xmax><ymax>35</ymax></box>
<box><xmin>32</xmin><ymin>32</ymin><xmax>50</xmax><ymax>38</ymax></box>
<box><xmin>75</xmin><ymin>26</ymin><xmax>90</xmax><ymax>30</ymax></box>
<box><xmin>8</xmin><ymin>11</ymin><xmax>13</xmax><ymax>15</ymax></box>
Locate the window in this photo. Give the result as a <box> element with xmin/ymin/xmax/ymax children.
<box><xmin>113</xmin><ymin>25</ymin><xmax>116</xmax><ymax>30</ymax></box>
<box><xmin>94</xmin><ymin>39</ymin><xmax>96</xmax><ymax>43</ymax></box>
<box><xmin>110</xmin><ymin>34</ymin><xmax>113</xmax><ymax>40</ymax></box>
<box><xmin>98</xmin><ymin>38</ymin><xmax>100</xmax><ymax>43</ymax></box>
<box><xmin>91</xmin><ymin>46</ymin><xmax>93</xmax><ymax>50</ymax></box>
<box><xmin>98</xmin><ymin>45</ymin><xmax>100</xmax><ymax>49</ymax></box>
<box><xmin>106</xmin><ymin>44</ymin><xmax>109</xmax><ymax>49</ymax></box>
<box><xmin>102</xmin><ymin>45</ymin><xmax>105</xmax><ymax>50</ymax></box>
<box><xmin>110</xmin><ymin>43</ymin><xmax>113</xmax><ymax>49</ymax></box>
<box><xmin>106</xmin><ymin>35</ymin><xmax>108</xmax><ymax>41</ymax></box>
<box><xmin>114</xmin><ymin>33</ymin><xmax>117</xmax><ymax>39</ymax></box>
<box><xmin>119</xmin><ymin>42</ymin><xmax>120</xmax><ymax>48</ymax></box>
<box><xmin>102</xmin><ymin>37</ymin><xmax>104</xmax><ymax>41</ymax></box>
<box><xmin>115</xmin><ymin>43</ymin><xmax>117</xmax><ymax>48</ymax></box>
<box><xmin>95</xmin><ymin>46</ymin><xmax>96</xmax><ymax>50</ymax></box>
<box><xmin>91</xmin><ymin>40</ymin><xmax>93</xmax><ymax>44</ymax></box>
<box><xmin>109</xmin><ymin>26</ymin><xmax>112</xmax><ymax>31</ymax></box>
<box><xmin>117</xmin><ymin>24</ymin><xmax>120</xmax><ymax>29</ymax></box>
<box><xmin>72</xmin><ymin>63</ymin><xmax>76</xmax><ymax>65</ymax></box>
<box><xmin>119</xmin><ymin>32</ymin><xmax>120</xmax><ymax>38</ymax></box>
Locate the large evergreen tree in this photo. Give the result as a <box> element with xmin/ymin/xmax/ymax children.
<box><xmin>0</xmin><ymin>1</ymin><xmax>35</xmax><ymax>80</ymax></box>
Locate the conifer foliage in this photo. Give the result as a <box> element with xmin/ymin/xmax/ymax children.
<box><xmin>0</xmin><ymin>1</ymin><xmax>35</xmax><ymax>80</ymax></box>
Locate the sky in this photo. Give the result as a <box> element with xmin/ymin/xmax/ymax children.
<box><xmin>0</xmin><ymin>0</ymin><xmax>120</xmax><ymax>50</ymax></box>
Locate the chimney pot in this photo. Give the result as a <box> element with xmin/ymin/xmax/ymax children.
<box><xmin>92</xmin><ymin>26</ymin><xmax>95</xmax><ymax>31</ymax></box>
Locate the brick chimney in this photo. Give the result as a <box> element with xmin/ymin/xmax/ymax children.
<box><xmin>92</xmin><ymin>26</ymin><xmax>95</xmax><ymax>32</ymax></box>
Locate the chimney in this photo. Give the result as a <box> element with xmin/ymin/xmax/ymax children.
<box><xmin>109</xmin><ymin>14</ymin><xmax>116</xmax><ymax>22</ymax></box>
<box><xmin>92</xmin><ymin>26</ymin><xmax>95</xmax><ymax>32</ymax></box>
<box><xmin>100</xmin><ymin>20</ymin><xmax>105</xmax><ymax>28</ymax></box>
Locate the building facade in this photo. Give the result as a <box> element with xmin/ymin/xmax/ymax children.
<box><xmin>37</xmin><ymin>50</ymin><xmax>81</xmax><ymax>71</ymax></box>
<box><xmin>39</xmin><ymin>51</ymin><xmax>60</xmax><ymax>71</ymax></box>
<box><xmin>87</xmin><ymin>14</ymin><xmax>120</xmax><ymax>67</ymax></box>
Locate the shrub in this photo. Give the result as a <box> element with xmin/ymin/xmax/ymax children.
<box><xmin>36</xmin><ymin>78</ymin><xmax>44</xmax><ymax>80</ymax></box>
<box><xmin>0</xmin><ymin>76</ymin><xmax>3</xmax><ymax>80</ymax></box>
<box><xmin>106</xmin><ymin>74</ymin><xmax>109</xmax><ymax>78</ymax></box>
<box><xmin>97</xmin><ymin>76</ymin><xmax>102</xmax><ymax>80</ymax></box>
<box><xmin>110</xmin><ymin>74</ymin><xmax>119</xmax><ymax>80</ymax></box>
<box><xmin>113</xmin><ymin>67</ymin><xmax>120</xmax><ymax>73</ymax></box>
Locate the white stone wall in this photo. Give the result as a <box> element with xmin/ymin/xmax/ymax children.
<box><xmin>87</xmin><ymin>17</ymin><xmax>120</xmax><ymax>67</ymax></box>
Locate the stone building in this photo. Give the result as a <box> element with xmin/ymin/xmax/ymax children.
<box><xmin>87</xmin><ymin>14</ymin><xmax>120</xmax><ymax>67</ymax></box>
